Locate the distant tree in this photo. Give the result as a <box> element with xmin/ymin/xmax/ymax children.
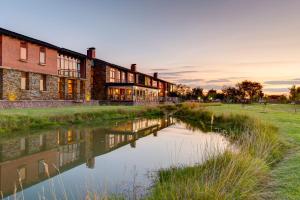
<box><xmin>206</xmin><ymin>89</ymin><xmax>217</xmax><ymax>101</ymax></box>
<box><xmin>222</xmin><ymin>86</ymin><xmax>241</xmax><ymax>103</ymax></box>
<box><xmin>289</xmin><ymin>85</ymin><xmax>300</xmax><ymax>112</ymax></box>
<box><xmin>236</xmin><ymin>80</ymin><xmax>263</xmax><ymax>102</ymax></box>
<box><xmin>191</xmin><ymin>87</ymin><xmax>204</xmax><ymax>100</ymax></box>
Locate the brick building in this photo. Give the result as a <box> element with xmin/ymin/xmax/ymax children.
<box><xmin>0</xmin><ymin>27</ymin><xmax>175</xmax><ymax>106</ymax></box>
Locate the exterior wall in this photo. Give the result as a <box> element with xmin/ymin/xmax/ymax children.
<box><xmin>0</xmin><ymin>35</ymin><xmax>2</xmax><ymax>66</ymax></box>
<box><xmin>1</xmin><ymin>35</ymin><xmax>58</xmax><ymax>75</ymax></box>
<box><xmin>1</xmin><ymin>69</ymin><xmax>59</xmax><ymax>100</ymax></box>
<box><xmin>85</xmin><ymin>59</ymin><xmax>93</xmax><ymax>101</ymax></box>
<box><xmin>92</xmin><ymin>64</ymin><xmax>107</xmax><ymax>100</ymax></box>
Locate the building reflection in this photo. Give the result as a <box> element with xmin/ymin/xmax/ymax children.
<box><xmin>0</xmin><ymin>117</ymin><xmax>175</xmax><ymax>197</ymax></box>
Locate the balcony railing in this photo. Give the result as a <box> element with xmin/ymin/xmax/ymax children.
<box><xmin>58</xmin><ymin>69</ymin><xmax>81</xmax><ymax>78</ymax></box>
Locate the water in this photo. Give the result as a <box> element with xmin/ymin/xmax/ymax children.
<box><xmin>0</xmin><ymin>117</ymin><xmax>231</xmax><ymax>199</ymax></box>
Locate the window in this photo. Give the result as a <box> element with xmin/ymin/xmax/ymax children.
<box><xmin>39</xmin><ymin>47</ymin><xmax>46</xmax><ymax>64</ymax></box>
<box><xmin>109</xmin><ymin>68</ymin><xmax>116</xmax><ymax>82</ymax></box>
<box><xmin>20</xmin><ymin>42</ymin><xmax>28</xmax><ymax>61</ymax></box>
<box><xmin>21</xmin><ymin>72</ymin><xmax>29</xmax><ymax>90</ymax></box>
<box><xmin>38</xmin><ymin>160</ymin><xmax>46</xmax><ymax>176</ymax></box>
<box><xmin>20</xmin><ymin>138</ymin><xmax>26</xmax><ymax>151</ymax></box>
<box><xmin>121</xmin><ymin>72</ymin><xmax>126</xmax><ymax>83</ymax></box>
<box><xmin>40</xmin><ymin>75</ymin><xmax>47</xmax><ymax>91</ymax></box>
<box><xmin>18</xmin><ymin>167</ymin><xmax>26</xmax><ymax>181</ymax></box>
<box><xmin>128</xmin><ymin>73</ymin><xmax>134</xmax><ymax>83</ymax></box>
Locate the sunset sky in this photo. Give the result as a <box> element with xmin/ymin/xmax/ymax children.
<box><xmin>1</xmin><ymin>0</ymin><xmax>300</xmax><ymax>94</ymax></box>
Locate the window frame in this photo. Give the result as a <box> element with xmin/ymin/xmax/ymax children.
<box><xmin>20</xmin><ymin>42</ymin><xmax>28</xmax><ymax>61</ymax></box>
<box><xmin>39</xmin><ymin>47</ymin><xmax>46</xmax><ymax>65</ymax></box>
<box><xmin>21</xmin><ymin>72</ymin><xmax>30</xmax><ymax>90</ymax></box>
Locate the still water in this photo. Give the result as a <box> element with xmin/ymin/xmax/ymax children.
<box><xmin>0</xmin><ymin>117</ymin><xmax>230</xmax><ymax>199</ymax></box>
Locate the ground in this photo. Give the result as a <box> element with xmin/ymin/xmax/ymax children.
<box><xmin>207</xmin><ymin>103</ymin><xmax>300</xmax><ymax>200</ymax></box>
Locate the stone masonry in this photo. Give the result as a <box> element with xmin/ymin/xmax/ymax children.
<box><xmin>0</xmin><ymin>68</ymin><xmax>59</xmax><ymax>100</ymax></box>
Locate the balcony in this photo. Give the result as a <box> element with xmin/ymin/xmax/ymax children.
<box><xmin>58</xmin><ymin>69</ymin><xmax>82</xmax><ymax>78</ymax></box>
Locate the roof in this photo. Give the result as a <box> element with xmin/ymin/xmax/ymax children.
<box><xmin>0</xmin><ymin>27</ymin><xmax>59</xmax><ymax>50</ymax></box>
<box><xmin>0</xmin><ymin>27</ymin><xmax>87</xmax><ymax>59</ymax></box>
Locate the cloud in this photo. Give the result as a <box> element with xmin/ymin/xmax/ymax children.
<box><xmin>177</xmin><ymin>78</ymin><xmax>204</xmax><ymax>84</ymax></box>
<box><xmin>263</xmin><ymin>88</ymin><xmax>289</xmax><ymax>93</ymax></box>
<box><xmin>206</xmin><ymin>79</ymin><xmax>231</xmax><ymax>83</ymax></box>
<box><xmin>150</xmin><ymin>68</ymin><xmax>169</xmax><ymax>71</ymax></box>
<box><xmin>264</xmin><ymin>80</ymin><xmax>300</xmax><ymax>85</ymax></box>
<box><xmin>159</xmin><ymin>70</ymin><xmax>199</xmax><ymax>76</ymax></box>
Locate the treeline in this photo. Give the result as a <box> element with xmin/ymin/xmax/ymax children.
<box><xmin>170</xmin><ymin>80</ymin><xmax>298</xmax><ymax>104</ymax></box>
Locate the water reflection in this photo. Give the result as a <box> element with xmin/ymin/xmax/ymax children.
<box><xmin>0</xmin><ymin>117</ymin><xmax>175</xmax><ymax>198</ymax></box>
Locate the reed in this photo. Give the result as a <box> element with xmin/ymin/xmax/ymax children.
<box><xmin>145</xmin><ymin>103</ymin><xmax>287</xmax><ymax>200</ymax></box>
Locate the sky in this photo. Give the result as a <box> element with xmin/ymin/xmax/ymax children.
<box><xmin>1</xmin><ymin>0</ymin><xmax>300</xmax><ymax>94</ymax></box>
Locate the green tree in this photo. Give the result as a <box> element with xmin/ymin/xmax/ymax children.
<box><xmin>236</xmin><ymin>80</ymin><xmax>263</xmax><ymax>102</ymax></box>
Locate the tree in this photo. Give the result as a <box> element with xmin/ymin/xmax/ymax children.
<box><xmin>289</xmin><ymin>85</ymin><xmax>300</xmax><ymax>112</ymax></box>
<box><xmin>206</xmin><ymin>89</ymin><xmax>217</xmax><ymax>101</ymax></box>
<box><xmin>191</xmin><ymin>87</ymin><xmax>204</xmax><ymax>100</ymax></box>
<box><xmin>236</xmin><ymin>80</ymin><xmax>263</xmax><ymax>102</ymax></box>
<box><xmin>222</xmin><ymin>86</ymin><xmax>241</xmax><ymax>103</ymax></box>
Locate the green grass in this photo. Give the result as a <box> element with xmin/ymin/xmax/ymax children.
<box><xmin>0</xmin><ymin>105</ymin><xmax>165</xmax><ymax>134</ymax></box>
<box><xmin>146</xmin><ymin>103</ymin><xmax>290</xmax><ymax>200</ymax></box>
<box><xmin>203</xmin><ymin>103</ymin><xmax>300</xmax><ymax>199</ymax></box>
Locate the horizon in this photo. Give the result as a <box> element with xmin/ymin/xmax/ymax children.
<box><xmin>1</xmin><ymin>0</ymin><xmax>299</xmax><ymax>94</ymax></box>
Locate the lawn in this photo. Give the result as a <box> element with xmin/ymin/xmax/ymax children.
<box><xmin>0</xmin><ymin>105</ymin><xmax>163</xmax><ymax>134</ymax></box>
<box><xmin>206</xmin><ymin>103</ymin><xmax>300</xmax><ymax>199</ymax></box>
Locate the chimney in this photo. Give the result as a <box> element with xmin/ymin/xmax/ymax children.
<box><xmin>131</xmin><ymin>64</ymin><xmax>137</xmax><ymax>72</ymax></box>
<box><xmin>153</xmin><ymin>72</ymin><xmax>158</xmax><ymax>79</ymax></box>
<box><xmin>87</xmin><ymin>47</ymin><xmax>96</xmax><ymax>59</ymax></box>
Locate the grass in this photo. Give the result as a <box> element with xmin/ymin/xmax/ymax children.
<box><xmin>204</xmin><ymin>103</ymin><xmax>300</xmax><ymax>199</ymax></box>
<box><xmin>146</xmin><ymin>103</ymin><xmax>287</xmax><ymax>200</ymax></box>
<box><xmin>0</xmin><ymin>105</ymin><xmax>165</xmax><ymax>134</ymax></box>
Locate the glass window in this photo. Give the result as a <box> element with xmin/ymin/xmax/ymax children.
<box><xmin>18</xmin><ymin>167</ymin><xmax>26</xmax><ymax>181</ymax></box>
<box><xmin>40</xmin><ymin>75</ymin><xmax>47</xmax><ymax>91</ymax></box>
<box><xmin>39</xmin><ymin>47</ymin><xmax>46</xmax><ymax>64</ymax></box>
<box><xmin>21</xmin><ymin>72</ymin><xmax>29</xmax><ymax>90</ymax></box>
<box><xmin>38</xmin><ymin>160</ymin><xmax>46</xmax><ymax>176</ymax></box>
<box><xmin>20</xmin><ymin>42</ymin><xmax>27</xmax><ymax>60</ymax></box>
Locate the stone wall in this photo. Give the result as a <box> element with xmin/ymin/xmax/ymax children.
<box><xmin>0</xmin><ymin>100</ymin><xmax>99</xmax><ymax>109</ymax></box>
<box><xmin>0</xmin><ymin>68</ymin><xmax>59</xmax><ymax>100</ymax></box>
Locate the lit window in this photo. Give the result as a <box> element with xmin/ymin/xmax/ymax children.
<box><xmin>38</xmin><ymin>160</ymin><xmax>46</xmax><ymax>176</ymax></box>
<box><xmin>18</xmin><ymin>167</ymin><xmax>26</xmax><ymax>181</ymax></box>
<box><xmin>21</xmin><ymin>72</ymin><xmax>29</xmax><ymax>90</ymax></box>
<box><xmin>20</xmin><ymin>42</ymin><xmax>27</xmax><ymax>60</ymax></box>
<box><xmin>39</xmin><ymin>47</ymin><xmax>46</xmax><ymax>64</ymax></box>
<box><xmin>40</xmin><ymin>75</ymin><xmax>47</xmax><ymax>91</ymax></box>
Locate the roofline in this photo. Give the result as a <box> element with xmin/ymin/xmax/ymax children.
<box><xmin>0</xmin><ymin>27</ymin><xmax>59</xmax><ymax>50</ymax></box>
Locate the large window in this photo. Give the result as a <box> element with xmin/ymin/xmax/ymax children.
<box><xmin>39</xmin><ymin>47</ymin><xmax>46</xmax><ymax>64</ymax></box>
<box><xmin>20</xmin><ymin>42</ymin><xmax>28</xmax><ymax>61</ymax></box>
<box><xmin>145</xmin><ymin>77</ymin><xmax>151</xmax><ymax>86</ymax></box>
<box><xmin>121</xmin><ymin>72</ymin><xmax>126</xmax><ymax>83</ymax></box>
<box><xmin>21</xmin><ymin>72</ymin><xmax>29</xmax><ymax>90</ymax></box>
<box><xmin>57</xmin><ymin>54</ymin><xmax>81</xmax><ymax>78</ymax></box>
<box><xmin>128</xmin><ymin>73</ymin><xmax>134</xmax><ymax>83</ymax></box>
<box><xmin>40</xmin><ymin>75</ymin><xmax>47</xmax><ymax>91</ymax></box>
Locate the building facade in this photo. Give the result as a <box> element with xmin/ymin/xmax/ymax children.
<box><xmin>0</xmin><ymin>27</ymin><xmax>175</xmax><ymax>106</ymax></box>
<box><xmin>92</xmin><ymin>59</ymin><xmax>175</xmax><ymax>104</ymax></box>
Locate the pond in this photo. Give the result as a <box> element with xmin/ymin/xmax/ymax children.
<box><xmin>0</xmin><ymin>117</ymin><xmax>231</xmax><ymax>199</ymax></box>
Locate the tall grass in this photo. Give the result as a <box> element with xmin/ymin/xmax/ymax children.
<box><xmin>146</xmin><ymin>103</ymin><xmax>287</xmax><ymax>200</ymax></box>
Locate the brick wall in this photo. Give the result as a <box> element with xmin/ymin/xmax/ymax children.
<box><xmin>1</xmin><ymin>35</ymin><xmax>58</xmax><ymax>76</ymax></box>
<box><xmin>0</xmin><ymin>35</ymin><xmax>2</xmax><ymax>66</ymax></box>
<box><xmin>1</xmin><ymin>69</ymin><xmax>59</xmax><ymax>100</ymax></box>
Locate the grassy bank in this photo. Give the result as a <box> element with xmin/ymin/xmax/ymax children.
<box><xmin>0</xmin><ymin>105</ymin><xmax>164</xmax><ymax>134</ymax></box>
<box><xmin>146</xmin><ymin>103</ymin><xmax>286</xmax><ymax>199</ymax></box>
<box><xmin>205</xmin><ymin>103</ymin><xmax>300</xmax><ymax>199</ymax></box>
